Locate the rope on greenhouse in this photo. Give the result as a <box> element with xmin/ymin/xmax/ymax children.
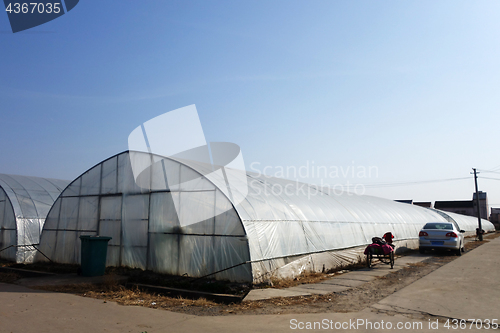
<box><xmin>191</xmin><ymin>261</ymin><xmax>251</xmax><ymax>283</ymax></box>
<box><xmin>0</xmin><ymin>245</ymin><xmax>13</xmax><ymax>253</ymax></box>
<box><xmin>0</xmin><ymin>244</ymin><xmax>53</xmax><ymax>262</ymax></box>
<box><xmin>191</xmin><ymin>236</ymin><xmax>422</xmax><ymax>283</ymax></box>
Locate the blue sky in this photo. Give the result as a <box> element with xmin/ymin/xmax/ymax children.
<box><xmin>1</xmin><ymin>1</ymin><xmax>500</xmax><ymax>208</ymax></box>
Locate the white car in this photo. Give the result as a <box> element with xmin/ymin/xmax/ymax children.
<box><xmin>419</xmin><ymin>222</ymin><xmax>465</xmax><ymax>256</ymax></box>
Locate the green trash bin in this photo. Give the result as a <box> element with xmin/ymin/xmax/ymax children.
<box><xmin>79</xmin><ymin>235</ymin><xmax>112</xmax><ymax>277</ymax></box>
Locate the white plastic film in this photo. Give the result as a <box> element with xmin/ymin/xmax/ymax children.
<box><xmin>80</xmin><ymin>165</ymin><xmax>101</xmax><ymax>196</ymax></box>
<box><xmin>101</xmin><ymin>157</ymin><xmax>118</xmax><ymax>194</ymax></box>
<box><xmin>0</xmin><ymin>174</ymin><xmax>69</xmax><ymax>263</ymax></box>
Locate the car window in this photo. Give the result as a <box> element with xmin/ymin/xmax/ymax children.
<box><xmin>423</xmin><ymin>223</ymin><xmax>453</xmax><ymax>230</ymax></box>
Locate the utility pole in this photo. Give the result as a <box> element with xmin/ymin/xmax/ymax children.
<box><xmin>471</xmin><ymin>168</ymin><xmax>483</xmax><ymax>241</ymax></box>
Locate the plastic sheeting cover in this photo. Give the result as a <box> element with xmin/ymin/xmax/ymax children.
<box><xmin>37</xmin><ymin>152</ymin><xmax>251</xmax><ymax>282</ymax></box>
<box><xmin>0</xmin><ymin>174</ymin><xmax>69</xmax><ymax>263</ymax></box>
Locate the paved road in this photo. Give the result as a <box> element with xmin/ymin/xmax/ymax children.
<box><xmin>1</xmin><ymin>237</ymin><xmax>498</xmax><ymax>333</ymax></box>
<box><xmin>375</xmin><ymin>235</ymin><xmax>500</xmax><ymax>321</ymax></box>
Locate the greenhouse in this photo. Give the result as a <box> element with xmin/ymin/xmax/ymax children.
<box><xmin>35</xmin><ymin>151</ymin><xmax>495</xmax><ymax>283</ymax></box>
<box><xmin>0</xmin><ymin>174</ymin><xmax>69</xmax><ymax>263</ymax></box>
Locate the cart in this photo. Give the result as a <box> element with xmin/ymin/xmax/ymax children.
<box><xmin>365</xmin><ymin>242</ymin><xmax>394</xmax><ymax>269</ymax></box>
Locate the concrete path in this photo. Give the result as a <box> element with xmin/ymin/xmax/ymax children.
<box><xmin>244</xmin><ymin>253</ymin><xmax>433</xmax><ymax>301</ymax></box>
<box><xmin>0</xmin><ymin>281</ymin><xmax>488</xmax><ymax>333</ymax></box>
<box><xmin>375</xmin><ymin>236</ymin><xmax>500</xmax><ymax>321</ymax></box>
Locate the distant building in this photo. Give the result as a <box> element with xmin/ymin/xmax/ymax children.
<box><xmin>414</xmin><ymin>202</ymin><xmax>432</xmax><ymax>208</ymax></box>
<box><xmin>434</xmin><ymin>191</ymin><xmax>488</xmax><ymax>220</ymax></box>
<box><xmin>434</xmin><ymin>200</ymin><xmax>474</xmax><ymax>216</ymax></box>
<box><xmin>394</xmin><ymin>201</ymin><xmax>433</xmax><ymax>208</ymax></box>
<box><xmin>490</xmin><ymin>208</ymin><xmax>500</xmax><ymax>230</ymax></box>
<box><xmin>395</xmin><ymin>199</ymin><xmax>413</xmax><ymax>204</ymax></box>
<box><xmin>491</xmin><ymin>208</ymin><xmax>500</xmax><ymax>215</ymax></box>
<box><xmin>473</xmin><ymin>191</ymin><xmax>489</xmax><ymax>220</ymax></box>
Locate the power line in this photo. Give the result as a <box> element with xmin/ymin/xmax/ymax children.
<box><xmin>478</xmin><ymin>176</ymin><xmax>500</xmax><ymax>181</ymax></box>
<box><xmin>482</xmin><ymin>163</ymin><xmax>500</xmax><ymax>171</ymax></box>
<box><xmin>338</xmin><ymin>177</ymin><xmax>470</xmax><ymax>189</ymax></box>
<box><xmin>476</xmin><ymin>169</ymin><xmax>500</xmax><ymax>175</ymax></box>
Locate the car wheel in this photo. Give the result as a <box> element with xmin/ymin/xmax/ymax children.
<box><xmin>456</xmin><ymin>248</ymin><xmax>462</xmax><ymax>256</ymax></box>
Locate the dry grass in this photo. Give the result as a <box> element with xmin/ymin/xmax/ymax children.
<box><xmin>269</xmin><ymin>271</ymin><xmax>330</xmax><ymax>289</ymax></box>
<box><xmin>105</xmin><ymin>266</ymin><xmax>250</xmax><ymax>296</ymax></box>
<box><xmin>261</xmin><ymin>258</ymin><xmax>367</xmax><ymax>289</ymax></box>
<box><xmin>36</xmin><ymin>273</ymin><xmax>220</xmax><ymax>310</ymax></box>
<box><xmin>35</xmin><ymin>277</ymin><xmax>333</xmax><ymax>314</ymax></box>
<box><xmin>484</xmin><ymin>230</ymin><xmax>500</xmax><ymax>239</ymax></box>
<box><xmin>38</xmin><ymin>282</ymin><xmax>219</xmax><ymax>311</ymax></box>
<box><xmin>407</xmin><ymin>262</ymin><xmax>427</xmax><ymax>268</ymax></box>
<box><xmin>464</xmin><ymin>231</ymin><xmax>499</xmax><ymax>251</ymax></box>
<box><xmin>0</xmin><ymin>271</ymin><xmax>21</xmax><ymax>283</ymax></box>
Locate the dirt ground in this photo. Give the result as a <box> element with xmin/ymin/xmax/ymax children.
<box><xmin>2</xmin><ymin>232</ymin><xmax>499</xmax><ymax>316</ymax></box>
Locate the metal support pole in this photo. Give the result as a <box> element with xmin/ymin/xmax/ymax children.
<box><xmin>472</xmin><ymin>168</ymin><xmax>483</xmax><ymax>241</ymax></box>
